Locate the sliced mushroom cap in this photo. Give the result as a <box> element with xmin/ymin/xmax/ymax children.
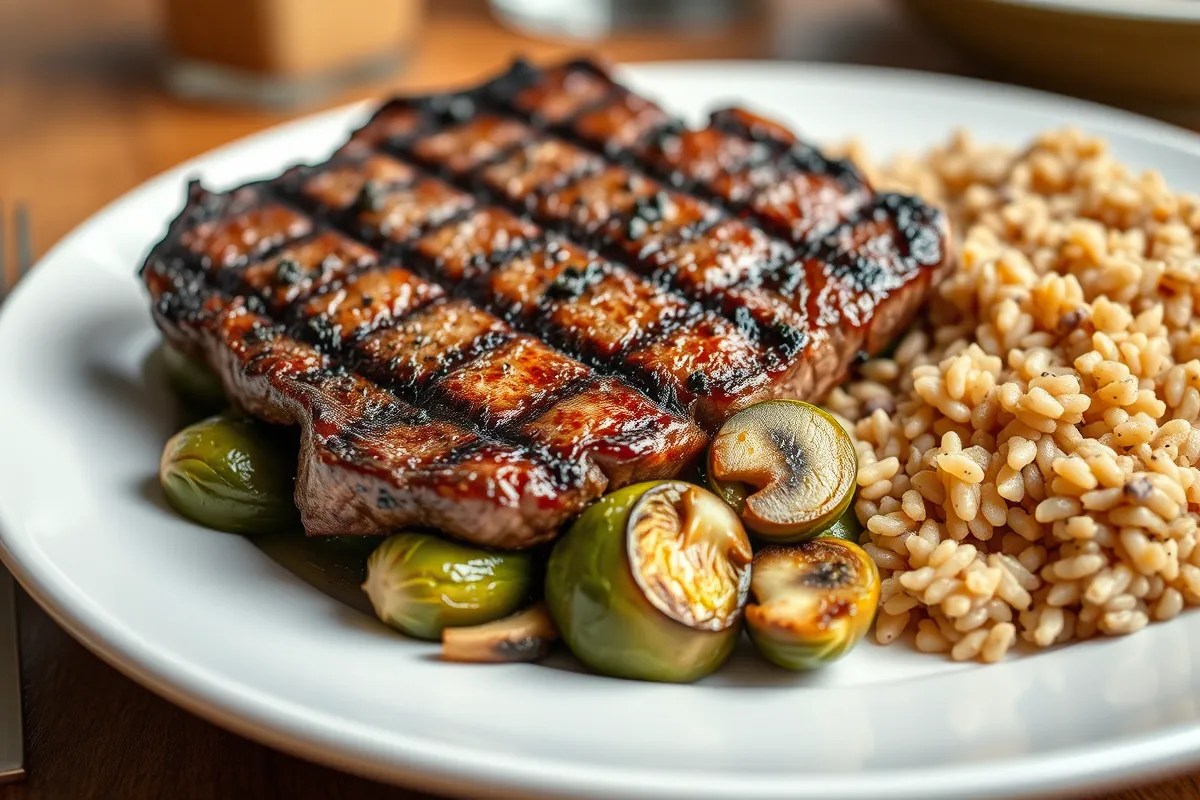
<box><xmin>628</xmin><ymin>482</ymin><xmax>753</xmax><ymax>632</ymax></box>
<box><xmin>708</xmin><ymin>400</ymin><xmax>857</xmax><ymax>542</ymax></box>
<box><xmin>441</xmin><ymin>603</ymin><xmax>558</xmax><ymax>663</ymax></box>
<box><xmin>746</xmin><ymin>539</ymin><xmax>880</xmax><ymax>670</ymax></box>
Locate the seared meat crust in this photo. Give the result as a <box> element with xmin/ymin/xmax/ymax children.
<box><xmin>141</xmin><ymin>58</ymin><xmax>949</xmax><ymax>547</ymax></box>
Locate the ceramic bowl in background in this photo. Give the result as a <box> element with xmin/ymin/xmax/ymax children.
<box><xmin>898</xmin><ymin>0</ymin><xmax>1200</xmax><ymax>124</ymax></box>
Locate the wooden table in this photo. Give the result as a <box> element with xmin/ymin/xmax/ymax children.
<box><xmin>0</xmin><ymin>0</ymin><xmax>1197</xmax><ymax>797</ymax></box>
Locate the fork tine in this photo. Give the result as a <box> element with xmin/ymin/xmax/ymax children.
<box><xmin>14</xmin><ymin>203</ymin><xmax>31</xmax><ymax>278</ymax></box>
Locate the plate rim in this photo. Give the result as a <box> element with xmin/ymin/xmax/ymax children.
<box><xmin>5</xmin><ymin>60</ymin><xmax>1200</xmax><ymax>799</ymax></box>
<box><xmin>980</xmin><ymin>0</ymin><xmax>1200</xmax><ymax>23</ymax></box>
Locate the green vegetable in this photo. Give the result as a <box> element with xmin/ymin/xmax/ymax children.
<box><xmin>707</xmin><ymin>400</ymin><xmax>857</xmax><ymax>543</ymax></box>
<box><xmin>362</xmin><ymin>532</ymin><xmax>535</xmax><ymax>640</ymax></box>
<box><xmin>161</xmin><ymin>341</ymin><xmax>227</xmax><ymax>415</ymax></box>
<box><xmin>159</xmin><ymin>413</ymin><xmax>300</xmax><ymax>534</ymax></box>
<box><xmin>546</xmin><ymin>481</ymin><xmax>752</xmax><ymax>683</ymax></box>
<box><xmin>818</xmin><ymin>505</ymin><xmax>864</xmax><ymax>544</ymax></box>
<box><xmin>746</xmin><ymin>539</ymin><xmax>880</xmax><ymax>670</ymax></box>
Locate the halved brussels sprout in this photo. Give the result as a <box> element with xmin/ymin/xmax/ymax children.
<box><xmin>159</xmin><ymin>413</ymin><xmax>299</xmax><ymax>534</ymax></box>
<box><xmin>545</xmin><ymin>481</ymin><xmax>752</xmax><ymax>683</ymax></box>
<box><xmin>746</xmin><ymin>539</ymin><xmax>880</xmax><ymax>670</ymax></box>
<box><xmin>363</xmin><ymin>532</ymin><xmax>535</xmax><ymax>641</ymax></box>
<box><xmin>442</xmin><ymin>602</ymin><xmax>558</xmax><ymax>663</ymax></box>
<box><xmin>161</xmin><ymin>341</ymin><xmax>227</xmax><ymax>415</ymax></box>
<box><xmin>708</xmin><ymin>400</ymin><xmax>857</xmax><ymax>542</ymax></box>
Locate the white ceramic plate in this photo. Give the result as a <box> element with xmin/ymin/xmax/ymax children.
<box><xmin>4</xmin><ymin>63</ymin><xmax>1200</xmax><ymax>800</ymax></box>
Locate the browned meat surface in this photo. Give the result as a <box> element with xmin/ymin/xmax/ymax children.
<box><xmin>143</xmin><ymin>181</ymin><xmax>706</xmax><ymax>548</ymax></box>
<box><xmin>140</xmin><ymin>56</ymin><xmax>949</xmax><ymax>547</ymax></box>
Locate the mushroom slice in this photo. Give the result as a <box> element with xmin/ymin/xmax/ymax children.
<box><xmin>707</xmin><ymin>400</ymin><xmax>857</xmax><ymax>542</ymax></box>
<box><xmin>746</xmin><ymin>539</ymin><xmax>880</xmax><ymax>670</ymax></box>
<box><xmin>441</xmin><ymin>603</ymin><xmax>558</xmax><ymax>663</ymax></box>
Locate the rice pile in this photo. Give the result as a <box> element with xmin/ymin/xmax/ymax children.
<box><xmin>826</xmin><ymin>129</ymin><xmax>1200</xmax><ymax>662</ymax></box>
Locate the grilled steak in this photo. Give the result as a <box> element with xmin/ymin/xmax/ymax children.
<box><xmin>141</xmin><ymin>57</ymin><xmax>950</xmax><ymax>548</ymax></box>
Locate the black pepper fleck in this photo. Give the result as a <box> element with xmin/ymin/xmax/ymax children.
<box><xmin>274</xmin><ymin>258</ymin><xmax>305</xmax><ymax>286</ymax></box>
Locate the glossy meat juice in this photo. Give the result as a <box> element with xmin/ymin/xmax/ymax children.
<box><xmin>140</xmin><ymin>58</ymin><xmax>950</xmax><ymax>547</ymax></box>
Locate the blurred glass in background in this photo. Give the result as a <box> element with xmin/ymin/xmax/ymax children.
<box><xmin>489</xmin><ymin>0</ymin><xmax>742</xmax><ymax>40</ymax></box>
<box><xmin>163</xmin><ymin>0</ymin><xmax>424</xmax><ymax>107</ymax></box>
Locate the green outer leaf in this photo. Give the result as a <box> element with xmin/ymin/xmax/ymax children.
<box><xmin>545</xmin><ymin>481</ymin><xmax>740</xmax><ymax>683</ymax></box>
<box><xmin>363</xmin><ymin>532</ymin><xmax>535</xmax><ymax>640</ymax></box>
<box><xmin>161</xmin><ymin>342</ymin><xmax>227</xmax><ymax>416</ymax></box>
<box><xmin>816</xmin><ymin>506</ymin><xmax>865</xmax><ymax>544</ymax></box>
<box><xmin>159</xmin><ymin>414</ymin><xmax>299</xmax><ymax>535</ymax></box>
<box><xmin>747</xmin><ymin>622</ymin><xmax>860</xmax><ymax>671</ymax></box>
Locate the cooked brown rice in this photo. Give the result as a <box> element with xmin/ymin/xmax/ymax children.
<box><xmin>826</xmin><ymin>128</ymin><xmax>1200</xmax><ymax>662</ymax></box>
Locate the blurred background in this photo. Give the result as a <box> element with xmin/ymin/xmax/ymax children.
<box><xmin>3</xmin><ymin>0</ymin><xmax>1198</xmax><ymax>264</ymax></box>
<box><xmin>1</xmin><ymin>0</ymin><xmax>1200</xmax><ymax>798</ymax></box>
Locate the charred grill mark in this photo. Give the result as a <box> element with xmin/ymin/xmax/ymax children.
<box><xmin>504</xmin><ymin>61</ymin><xmax>616</xmax><ymax>128</ymax></box>
<box><xmin>533</xmin><ymin>165</ymin><xmax>660</xmax><ymax>243</ymax></box>
<box><xmin>390</xmin><ymin>119</ymin><xmax>789</xmax><ymax>421</ymax></box>
<box><xmin>632</xmin><ymin>114</ymin><xmax>874</xmax><ymax>249</ymax></box>
<box><xmin>479</xmin><ymin>242</ymin><xmax>580</xmax><ymax>323</ymax></box>
<box><xmin>396</xmin><ymin>108</ymin><xmax>815</xmax><ymax>369</ymax></box>
<box><xmin>412</xmin><ymin>207</ymin><xmax>541</xmax><ymax>283</ymax></box>
<box><xmin>294</xmin><ymin>264</ymin><xmax>445</xmax><ymax>348</ymax></box>
<box><xmin>543</xmin><ymin>259</ymin><xmax>607</xmax><ymax>301</ymax></box>
<box><xmin>542</xmin><ymin>266</ymin><xmax>690</xmax><ymax>364</ymax></box>
<box><xmin>141</xmin><ymin>187</ymin><xmax>619</xmax><ymax>546</ymax></box>
<box><xmin>179</xmin><ymin>201</ymin><xmax>313</xmax><ymax>271</ymax></box>
<box><xmin>489</xmin><ymin>60</ymin><xmax>951</xmax><ymax>379</ymax></box>
<box><xmin>377</xmin><ymin>133</ymin><xmax>776</xmax><ymax>421</ymax></box>
<box><xmin>141</xmin><ymin>57</ymin><xmax>951</xmax><ymax>543</ymax></box>
<box><xmin>275</xmin><ymin>152</ymin><xmax>708</xmax><ymax>461</ymax></box>
<box><xmin>621</xmin><ymin>310</ymin><xmax>770</xmax><ymax>428</ymax></box>
<box><xmin>352</xmin><ymin>298</ymin><xmax>513</xmax><ymax>394</ymax></box>
<box><xmin>432</xmin><ymin>337</ymin><xmax>593</xmax><ymax>431</ymax></box>
<box><xmin>410</xmin><ymin>114</ymin><xmax>534</xmax><ymax>176</ymax></box>
<box><xmin>299</xmin><ymin>153</ymin><xmax>420</xmax><ymax>212</ymax></box>
<box><xmin>338</xmin><ymin>101</ymin><xmax>427</xmax><ymax>156</ymax></box>
<box><xmin>520</xmin><ymin>376</ymin><xmax>707</xmax><ymax>487</ymax></box>
<box><xmin>241</xmin><ymin>231</ymin><xmax>379</xmax><ymax>311</ymax></box>
<box><xmin>477</xmin><ymin>138</ymin><xmax>605</xmax><ymax>212</ymax></box>
<box><xmin>351</xmin><ymin>176</ymin><xmax>477</xmax><ymax>248</ymax></box>
<box><xmin>571</xmin><ymin>89</ymin><xmax>675</xmax><ymax>159</ymax></box>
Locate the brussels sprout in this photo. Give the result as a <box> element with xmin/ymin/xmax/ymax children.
<box><xmin>746</xmin><ymin>539</ymin><xmax>880</xmax><ymax>670</ymax></box>
<box><xmin>161</xmin><ymin>341</ymin><xmax>226</xmax><ymax>415</ymax></box>
<box><xmin>362</xmin><ymin>532</ymin><xmax>535</xmax><ymax>641</ymax></box>
<box><xmin>442</xmin><ymin>602</ymin><xmax>558</xmax><ymax>663</ymax></box>
<box><xmin>818</xmin><ymin>505</ymin><xmax>864</xmax><ymax>544</ymax></box>
<box><xmin>546</xmin><ymin>481</ymin><xmax>753</xmax><ymax>683</ymax></box>
<box><xmin>707</xmin><ymin>400</ymin><xmax>857</xmax><ymax>543</ymax></box>
<box><xmin>159</xmin><ymin>413</ymin><xmax>299</xmax><ymax>534</ymax></box>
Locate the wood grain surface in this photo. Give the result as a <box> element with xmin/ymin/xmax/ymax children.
<box><xmin>0</xmin><ymin>0</ymin><xmax>1197</xmax><ymax>798</ymax></box>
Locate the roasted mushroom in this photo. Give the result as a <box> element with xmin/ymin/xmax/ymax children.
<box><xmin>545</xmin><ymin>481</ymin><xmax>753</xmax><ymax>683</ymax></box>
<box><xmin>362</xmin><ymin>532</ymin><xmax>535</xmax><ymax>641</ymax></box>
<box><xmin>746</xmin><ymin>539</ymin><xmax>880</xmax><ymax>670</ymax></box>
<box><xmin>159</xmin><ymin>413</ymin><xmax>300</xmax><ymax>534</ymax></box>
<box><xmin>442</xmin><ymin>602</ymin><xmax>558</xmax><ymax>663</ymax></box>
<box><xmin>707</xmin><ymin>400</ymin><xmax>857</xmax><ymax>542</ymax></box>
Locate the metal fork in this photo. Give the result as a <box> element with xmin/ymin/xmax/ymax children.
<box><xmin>0</xmin><ymin>200</ymin><xmax>30</xmax><ymax>784</ymax></box>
